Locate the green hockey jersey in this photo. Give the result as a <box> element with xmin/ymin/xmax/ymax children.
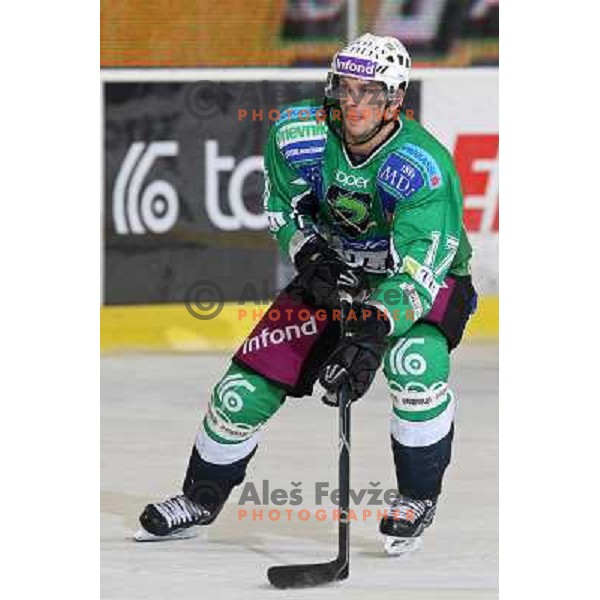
<box><xmin>263</xmin><ymin>99</ymin><xmax>473</xmax><ymax>337</ymax></box>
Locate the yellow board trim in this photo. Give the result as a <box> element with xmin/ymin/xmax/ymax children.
<box><xmin>101</xmin><ymin>296</ymin><xmax>498</xmax><ymax>352</ymax></box>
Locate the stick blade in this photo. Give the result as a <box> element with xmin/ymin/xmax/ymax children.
<box><xmin>267</xmin><ymin>558</ymin><xmax>348</xmax><ymax>589</ymax></box>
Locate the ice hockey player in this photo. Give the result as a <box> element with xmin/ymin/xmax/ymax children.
<box><xmin>135</xmin><ymin>33</ymin><xmax>477</xmax><ymax>555</ymax></box>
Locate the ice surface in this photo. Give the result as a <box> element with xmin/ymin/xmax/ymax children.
<box><xmin>101</xmin><ymin>343</ymin><xmax>498</xmax><ymax>599</ymax></box>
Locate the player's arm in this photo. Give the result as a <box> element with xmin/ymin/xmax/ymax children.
<box><xmin>263</xmin><ymin>124</ymin><xmax>318</xmax><ymax>261</ymax></box>
<box><xmin>367</xmin><ymin>170</ymin><xmax>463</xmax><ymax>337</ymax></box>
<box><xmin>319</xmin><ymin>167</ymin><xmax>463</xmax><ymax>402</ymax></box>
<box><xmin>263</xmin><ymin>123</ymin><xmax>366</xmax><ymax>307</ymax></box>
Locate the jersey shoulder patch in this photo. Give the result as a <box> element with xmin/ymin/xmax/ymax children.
<box><xmin>377</xmin><ymin>151</ymin><xmax>426</xmax><ymax>200</ymax></box>
<box><xmin>274</xmin><ymin>102</ymin><xmax>328</xmax><ymax>166</ymax></box>
<box><xmin>397</xmin><ymin>143</ymin><xmax>443</xmax><ymax>190</ymax></box>
<box><xmin>376</xmin><ymin>140</ymin><xmax>446</xmax><ymax>217</ymax></box>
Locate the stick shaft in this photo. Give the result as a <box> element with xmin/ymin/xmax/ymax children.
<box><xmin>338</xmin><ymin>383</ymin><xmax>351</xmax><ymax>561</ymax></box>
<box><xmin>337</xmin><ymin>297</ymin><xmax>352</xmax><ymax>566</ymax></box>
<box><xmin>265</xmin><ymin>298</ymin><xmax>353</xmax><ymax>587</ymax></box>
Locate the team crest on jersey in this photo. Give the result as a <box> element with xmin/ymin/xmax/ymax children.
<box><xmin>326</xmin><ymin>185</ymin><xmax>376</xmax><ymax>235</ymax></box>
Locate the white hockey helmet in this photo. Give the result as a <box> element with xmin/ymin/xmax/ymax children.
<box><xmin>325</xmin><ymin>33</ymin><xmax>412</xmax><ymax>101</ymax></box>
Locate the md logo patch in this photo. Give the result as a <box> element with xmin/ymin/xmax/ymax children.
<box><xmin>377</xmin><ymin>153</ymin><xmax>425</xmax><ymax>199</ymax></box>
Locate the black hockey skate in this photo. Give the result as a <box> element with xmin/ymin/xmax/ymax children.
<box><xmin>134</xmin><ymin>494</ymin><xmax>213</xmax><ymax>542</ymax></box>
<box><xmin>379</xmin><ymin>495</ymin><xmax>437</xmax><ymax>556</ymax></box>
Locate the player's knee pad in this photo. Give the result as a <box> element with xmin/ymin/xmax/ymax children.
<box><xmin>196</xmin><ymin>362</ymin><xmax>286</xmax><ymax>465</ymax></box>
<box><xmin>384</xmin><ymin>323</ymin><xmax>455</xmax><ymax>448</ymax></box>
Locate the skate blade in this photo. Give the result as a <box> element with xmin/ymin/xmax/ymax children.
<box><xmin>383</xmin><ymin>535</ymin><xmax>422</xmax><ymax>556</ymax></box>
<box><xmin>133</xmin><ymin>526</ymin><xmax>199</xmax><ymax>542</ymax></box>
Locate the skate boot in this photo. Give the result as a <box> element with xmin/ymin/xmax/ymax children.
<box><xmin>134</xmin><ymin>494</ymin><xmax>214</xmax><ymax>542</ymax></box>
<box><xmin>379</xmin><ymin>494</ymin><xmax>437</xmax><ymax>556</ymax></box>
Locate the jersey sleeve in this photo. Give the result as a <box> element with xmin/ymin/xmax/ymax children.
<box><xmin>263</xmin><ymin>124</ymin><xmax>319</xmax><ymax>262</ymax></box>
<box><xmin>368</xmin><ymin>164</ymin><xmax>464</xmax><ymax>337</ymax></box>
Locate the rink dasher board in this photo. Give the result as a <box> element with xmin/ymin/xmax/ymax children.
<box><xmin>100</xmin><ymin>68</ymin><xmax>498</xmax><ymax>350</ymax></box>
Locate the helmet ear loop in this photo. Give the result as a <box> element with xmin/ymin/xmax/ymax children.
<box><xmin>382</xmin><ymin>85</ymin><xmax>404</xmax><ymax>122</ymax></box>
<box><xmin>381</xmin><ymin>95</ymin><xmax>395</xmax><ymax>125</ymax></box>
<box><xmin>322</xmin><ymin>72</ymin><xmax>346</xmax><ymax>140</ymax></box>
<box><xmin>322</xmin><ymin>96</ymin><xmax>344</xmax><ymax>140</ymax></box>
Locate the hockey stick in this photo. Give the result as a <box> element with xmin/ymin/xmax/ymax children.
<box><xmin>267</xmin><ymin>294</ymin><xmax>353</xmax><ymax>589</ymax></box>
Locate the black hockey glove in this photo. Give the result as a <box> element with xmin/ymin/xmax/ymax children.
<box><xmin>294</xmin><ymin>235</ymin><xmax>366</xmax><ymax>309</ymax></box>
<box><xmin>319</xmin><ymin>305</ymin><xmax>391</xmax><ymax>404</ymax></box>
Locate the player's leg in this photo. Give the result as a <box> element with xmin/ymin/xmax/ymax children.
<box><xmin>136</xmin><ymin>362</ymin><xmax>285</xmax><ymax>540</ymax></box>
<box><xmin>135</xmin><ymin>278</ymin><xmax>340</xmax><ymax>541</ymax></box>
<box><xmin>380</xmin><ymin>322</ymin><xmax>454</xmax><ymax>554</ymax></box>
<box><xmin>183</xmin><ymin>361</ymin><xmax>285</xmax><ymax>514</ymax></box>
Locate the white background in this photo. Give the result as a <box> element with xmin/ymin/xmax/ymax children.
<box><xmin>422</xmin><ymin>71</ymin><xmax>499</xmax><ymax>294</ymax></box>
<box><xmin>2</xmin><ymin>2</ymin><xmax>599</xmax><ymax>599</ymax></box>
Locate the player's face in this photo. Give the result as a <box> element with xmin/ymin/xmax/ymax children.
<box><xmin>338</xmin><ymin>76</ymin><xmax>387</xmax><ymax>142</ymax></box>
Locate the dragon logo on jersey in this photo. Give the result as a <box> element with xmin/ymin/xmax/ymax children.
<box><xmin>326</xmin><ymin>185</ymin><xmax>376</xmax><ymax>235</ymax></box>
